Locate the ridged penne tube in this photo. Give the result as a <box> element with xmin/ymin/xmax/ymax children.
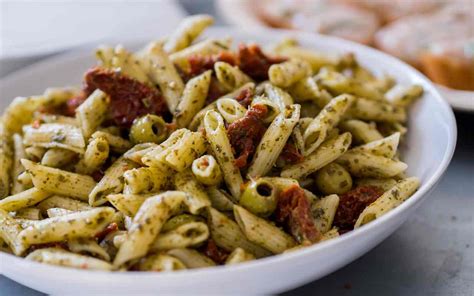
<box><xmin>141</xmin><ymin>129</ymin><xmax>187</xmax><ymax>167</ymax></box>
<box><xmin>23</xmin><ymin>123</ymin><xmax>85</xmax><ymax>154</ymax></box>
<box><xmin>349</xmin><ymin>97</ymin><xmax>406</xmax><ymax>123</ymax></box>
<box><xmin>387</xmin><ymin>84</ymin><xmax>423</xmax><ymax>108</ymax></box>
<box><xmin>37</xmin><ymin>114</ymin><xmax>78</xmax><ymax>126</ymax></box>
<box><xmin>37</xmin><ymin>195</ymin><xmax>92</xmax><ymax>213</ymax></box>
<box><xmin>264</xmin><ymin>83</ymin><xmax>294</xmax><ymax>112</ymax></box>
<box><xmin>14</xmin><ymin>207</ymin><xmax>42</xmax><ymax>220</ymax></box>
<box><xmin>355</xmin><ymin>177</ymin><xmax>420</xmax><ymax>228</ymax></box>
<box><xmin>269</xmin><ymin>58</ymin><xmax>312</xmax><ymax>88</ymax></box>
<box><xmin>68</xmin><ymin>238</ymin><xmax>111</xmax><ymax>261</ymax></box>
<box><xmin>303</xmin><ymin>94</ymin><xmax>354</xmax><ymax>156</ymax></box>
<box><xmin>214</xmin><ymin>61</ymin><xmax>252</xmax><ymax>91</ymax></box>
<box><xmin>164</xmin><ymin>131</ymin><xmax>207</xmax><ymax>172</ymax></box>
<box><xmin>24</xmin><ymin>146</ymin><xmax>46</xmax><ymax>161</ymax></box>
<box><xmin>170</xmin><ymin>38</ymin><xmax>232</xmax><ymax>72</ymax></box>
<box><xmin>291</xmin><ymin>117</ymin><xmax>313</xmax><ymax>156</ymax></box>
<box><xmin>16</xmin><ymin>171</ymin><xmax>33</xmax><ymax>189</ymax></box>
<box><xmin>206</xmin><ymin>187</ymin><xmax>234</xmax><ymax>212</ymax></box>
<box><xmin>311</xmin><ymin>194</ymin><xmax>339</xmax><ymax>233</ymax></box>
<box><xmin>150</xmin><ymin>222</ymin><xmax>209</xmax><ymax>251</ymax></box>
<box><xmin>91</xmin><ymin>131</ymin><xmax>132</xmax><ymax>154</ymax></box>
<box><xmin>288</xmin><ymin>76</ymin><xmax>332</xmax><ymax>107</ymax></box>
<box><xmin>204</xmin><ymin>111</ymin><xmax>243</xmax><ymax>201</ymax></box>
<box><xmin>167</xmin><ymin>248</ymin><xmax>216</xmax><ymax>269</ymax></box>
<box><xmin>175</xmin><ymin>70</ymin><xmax>212</xmax><ymax>128</ymax></box>
<box><xmin>26</xmin><ymin>248</ymin><xmax>113</xmax><ymax>271</ymax></box>
<box><xmin>95</xmin><ymin>45</ymin><xmax>114</xmax><ymax>67</ymax></box>
<box><xmin>161</xmin><ymin>214</ymin><xmax>205</xmax><ymax>232</ymax></box>
<box><xmin>355</xmin><ymin>178</ymin><xmax>398</xmax><ymax>191</ymax></box>
<box><xmin>188</xmin><ymin>83</ymin><xmax>255</xmax><ymax>131</ymax></box>
<box><xmin>18</xmin><ymin>207</ymin><xmax>115</xmax><ymax>247</ymax></box>
<box><xmin>143</xmin><ymin>42</ymin><xmax>185</xmax><ymax>113</ymax></box>
<box><xmin>1</xmin><ymin>96</ymin><xmax>48</xmax><ymax>133</ymax></box>
<box><xmin>192</xmin><ymin>155</ymin><xmax>223</xmax><ymax>186</ymax></box>
<box><xmin>138</xmin><ymin>253</ymin><xmax>187</xmax><ymax>272</ymax></box>
<box><xmin>42</xmin><ymin>87</ymin><xmax>79</xmax><ymax>105</ymax></box>
<box><xmin>89</xmin><ymin>157</ymin><xmax>138</xmax><ymax>206</ymax></box>
<box><xmin>106</xmin><ymin>194</ymin><xmax>151</xmax><ymax>217</ymax></box>
<box><xmin>0</xmin><ymin>209</ymin><xmax>26</xmax><ymax>255</ymax></box>
<box><xmin>41</xmin><ymin>148</ymin><xmax>77</xmax><ymax>168</ymax></box>
<box><xmin>123</xmin><ymin>143</ymin><xmax>158</xmax><ymax>164</ymax></box>
<box><xmin>336</xmin><ymin>150</ymin><xmax>407</xmax><ymax>178</ymax></box>
<box><xmin>273</xmin><ymin>42</ymin><xmax>337</xmax><ymax>72</ymax></box>
<box><xmin>164</xmin><ymin>14</ymin><xmax>214</xmax><ymax>53</ymax></box>
<box><xmin>321</xmin><ymin>228</ymin><xmax>340</xmax><ymax>241</ymax></box>
<box><xmin>0</xmin><ymin>188</ymin><xmax>51</xmax><ymax>212</ymax></box>
<box><xmin>216</xmin><ymin>97</ymin><xmax>247</xmax><ymax>124</ymax></box>
<box><xmin>11</xmin><ymin>134</ymin><xmax>26</xmax><ymax>194</ymax></box>
<box><xmin>112</xmin><ymin>45</ymin><xmax>151</xmax><ymax>84</ymax></box>
<box><xmin>75</xmin><ymin>137</ymin><xmax>109</xmax><ymax>175</ymax></box>
<box><xmin>339</xmin><ymin>120</ymin><xmax>383</xmax><ymax>144</ymax></box>
<box><xmin>0</xmin><ymin>123</ymin><xmax>12</xmax><ymax>198</ymax></box>
<box><xmin>233</xmin><ymin>205</ymin><xmax>296</xmax><ymax>254</ymax></box>
<box><xmin>173</xmin><ymin>170</ymin><xmax>211</xmax><ymax>214</ymax></box>
<box><xmin>351</xmin><ymin>132</ymin><xmax>400</xmax><ymax>158</ymax></box>
<box><xmin>250</xmin><ymin>96</ymin><xmax>280</xmax><ymax>123</ymax></box>
<box><xmin>248</xmin><ymin>104</ymin><xmax>300</xmax><ymax>178</ymax></box>
<box><xmin>124</xmin><ymin>166</ymin><xmax>170</xmax><ymax>195</ymax></box>
<box><xmin>113</xmin><ymin>191</ymin><xmax>187</xmax><ymax>267</ymax></box>
<box><xmin>317</xmin><ymin>68</ymin><xmax>384</xmax><ymax>101</ymax></box>
<box><xmin>21</xmin><ymin>159</ymin><xmax>97</xmax><ymax>201</ymax></box>
<box><xmin>207</xmin><ymin>208</ymin><xmax>271</xmax><ymax>258</ymax></box>
<box><xmin>75</xmin><ymin>89</ymin><xmax>109</xmax><ymax>139</ymax></box>
<box><xmin>225</xmin><ymin>247</ymin><xmax>256</xmax><ymax>265</ymax></box>
<box><xmin>281</xmin><ymin>132</ymin><xmax>352</xmax><ymax>179</ymax></box>
<box><xmin>46</xmin><ymin>207</ymin><xmax>74</xmax><ymax>218</ymax></box>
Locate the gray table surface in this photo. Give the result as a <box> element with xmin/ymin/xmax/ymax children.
<box><xmin>1</xmin><ymin>1</ymin><xmax>473</xmax><ymax>295</ymax></box>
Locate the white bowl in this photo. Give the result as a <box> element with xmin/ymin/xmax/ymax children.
<box><xmin>0</xmin><ymin>27</ymin><xmax>457</xmax><ymax>295</ymax></box>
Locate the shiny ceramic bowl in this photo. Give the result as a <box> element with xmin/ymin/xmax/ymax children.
<box><xmin>0</xmin><ymin>27</ymin><xmax>456</xmax><ymax>294</ymax></box>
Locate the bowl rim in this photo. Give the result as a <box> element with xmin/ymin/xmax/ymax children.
<box><xmin>0</xmin><ymin>26</ymin><xmax>457</xmax><ymax>281</ymax></box>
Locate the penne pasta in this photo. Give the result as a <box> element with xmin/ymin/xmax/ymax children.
<box><xmin>41</xmin><ymin>148</ymin><xmax>77</xmax><ymax>168</ymax></box>
<box><xmin>75</xmin><ymin>89</ymin><xmax>109</xmax><ymax>139</ymax></box>
<box><xmin>138</xmin><ymin>253</ymin><xmax>186</xmax><ymax>272</ymax></box>
<box><xmin>11</xmin><ymin>133</ymin><xmax>26</xmax><ymax>194</ymax></box>
<box><xmin>233</xmin><ymin>205</ymin><xmax>296</xmax><ymax>254</ymax></box>
<box><xmin>150</xmin><ymin>222</ymin><xmax>209</xmax><ymax>251</ymax></box>
<box><xmin>204</xmin><ymin>111</ymin><xmax>243</xmax><ymax>201</ymax></box>
<box><xmin>214</xmin><ymin>61</ymin><xmax>252</xmax><ymax>91</ymax></box>
<box><xmin>89</xmin><ymin>157</ymin><xmax>138</xmax><ymax>206</ymax></box>
<box><xmin>247</xmin><ymin>104</ymin><xmax>300</xmax><ymax>178</ymax></box>
<box><xmin>23</xmin><ymin>123</ymin><xmax>85</xmax><ymax>154</ymax></box>
<box><xmin>113</xmin><ymin>191</ymin><xmax>187</xmax><ymax>267</ymax></box>
<box><xmin>167</xmin><ymin>248</ymin><xmax>216</xmax><ymax>269</ymax></box>
<box><xmin>281</xmin><ymin>132</ymin><xmax>352</xmax><ymax>179</ymax></box>
<box><xmin>216</xmin><ymin>97</ymin><xmax>248</xmax><ymax>124</ymax></box>
<box><xmin>207</xmin><ymin>207</ymin><xmax>271</xmax><ymax>258</ymax></box>
<box><xmin>191</xmin><ymin>155</ymin><xmax>223</xmax><ymax>186</ymax></box>
<box><xmin>269</xmin><ymin>58</ymin><xmax>312</xmax><ymax>88</ymax></box>
<box><xmin>91</xmin><ymin>131</ymin><xmax>132</xmax><ymax>154</ymax></box>
<box><xmin>337</xmin><ymin>150</ymin><xmax>407</xmax><ymax>178</ymax></box>
<box><xmin>339</xmin><ymin>120</ymin><xmax>383</xmax><ymax>144</ymax></box>
<box><xmin>164</xmin><ymin>14</ymin><xmax>214</xmax><ymax>53</ymax></box>
<box><xmin>225</xmin><ymin>248</ymin><xmax>256</xmax><ymax>265</ymax></box>
<box><xmin>26</xmin><ymin>248</ymin><xmax>113</xmax><ymax>271</ymax></box>
<box><xmin>175</xmin><ymin>70</ymin><xmax>212</xmax><ymax>128</ymax></box>
<box><xmin>303</xmin><ymin>94</ymin><xmax>354</xmax><ymax>156</ymax></box>
<box><xmin>0</xmin><ymin>209</ymin><xmax>26</xmax><ymax>255</ymax></box>
<box><xmin>355</xmin><ymin>177</ymin><xmax>420</xmax><ymax>228</ymax></box>
<box><xmin>37</xmin><ymin>195</ymin><xmax>92</xmax><ymax>213</ymax></box>
<box><xmin>22</xmin><ymin>159</ymin><xmax>96</xmax><ymax>201</ymax></box>
<box><xmin>173</xmin><ymin>170</ymin><xmax>211</xmax><ymax>214</ymax></box>
<box><xmin>0</xmin><ymin>188</ymin><xmax>51</xmax><ymax>212</ymax></box>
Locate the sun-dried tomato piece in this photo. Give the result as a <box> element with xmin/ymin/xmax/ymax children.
<box><xmin>234</xmin><ymin>87</ymin><xmax>255</xmax><ymax>108</ymax></box>
<box><xmin>188</xmin><ymin>51</ymin><xmax>237</xmax><ymax>78</ymax></box>
<box><xmin>279</xmin><ymin>143</ymin><xmax>304</xmax><ymax>165</ymax></box>
<box><xmin>95</xmin><ymin>222</ymin><xmax>118</xmax><ymax>242</ymax></box>
<box><xmin>333</xmin><ymin>185</ymin><xmax>384</xmax><ymax>231</ymax></box>
<box><xmin>84</xmin><ymin>67</ymin><xmax>168</xmax><ymax>127</ymax></box>
<box><xmin>237</xmin><ymin>43</ymin><xmax>287</xmax><ymax>81</ymax></box>
<box><xmin>275</xmin><ymin>184</ymin><xmax>320</xmax><ymax>243</ymax></box>
<box><xmin>200</xmin><ymin>239</ymin><xmax>229</xmax><ymax>264</ymax></box>
<box><xmin>227</xmin><ymin>104</ymin><xmax>268</xmax><ymax>169</ymax></box>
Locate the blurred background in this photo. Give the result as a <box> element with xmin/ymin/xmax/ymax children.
<box><xmin>1</xmin><ymin>1</ymin><xmax>473</xmax><ymax>295</ymax></box>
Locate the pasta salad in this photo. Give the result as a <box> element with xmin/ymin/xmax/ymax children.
<box><xmin>0</xmin><ymin>15</ymin><xmax>421</xmax><ymax>271</ymax></box>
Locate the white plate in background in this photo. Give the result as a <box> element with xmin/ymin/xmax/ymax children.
<box><xmin>0</xmin><ymin>27</ymin><xmax>456</xmax><ymax>294</ymax></box>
